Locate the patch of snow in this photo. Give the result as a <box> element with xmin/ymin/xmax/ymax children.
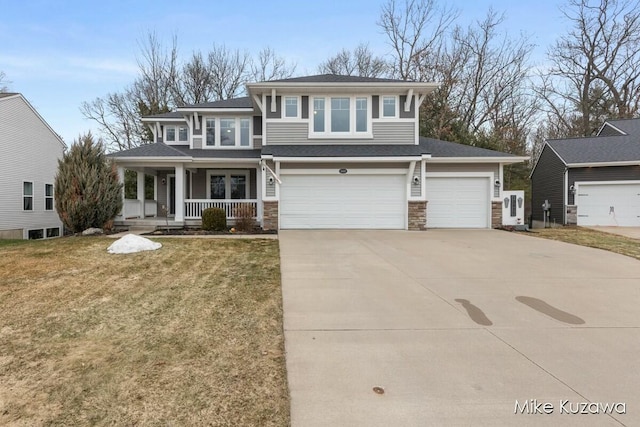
<box><xmin>82</xmin><ymin>227</ymin><xmax>103</xmax><ymax>236</ymax></box>
<box><xmin>107</xmin><ymin>234</ymin><xmax>162</xmax><ymax>254</ymax></box>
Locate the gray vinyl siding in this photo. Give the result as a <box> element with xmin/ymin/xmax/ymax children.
<box><xmin>0</xmin><ymin>96</ymin><xmax>65</xmax><ymax>238</ymax></box>
<box><xmin>253</xmin><ymin>137</ymin><xmax>263</xmax><ymax>149</ymax></box>
<box><xmin>411</xmin><ymin>164</ymin><xmax>422</xmax><ymax>197</ymax></box>
<box><xmin>372</xmin><ymin>96</ymin><xmax>379</xmax><ymax>119</ymax></box>
<box><xmin>253</xmin><ymin>116</ymin><xmax>262</xmax><ymax>136</ymax></box>
<box><xmin>193</xmin><ymin>137</ymin><xmax>203</xmax><ymax>149</ymax></box>
<box><xmin>301</xmin><ymin>96</ymin><xmax>309</xmax><ymax>119</ymax></box>
<box><xmin>266</xmin><ymin>96</ymin><xmax>281</xmax><ymax>119</ymax></box>
<box><xmin>266</xmin><ymin>121</ymin><xmax>415</xmax><ymax>144</ymax></box>
<box><xmin>265</xmin><ymin>160</ymin><xmax>276</xmax><ymax>197</ymax></box>
<box><xmin>157</xmin><ymin>171</ymin><xmax>169</xmax><ymax>215</ymax></box>
<box><xmin>399</xmin><ymin>95</ymin><xmax>416</xmax><ymax>119</ymax></box>
<box><xmin>426</xmin><ymin>162</ymin><xmax>500</xmax><ymax>197</ymax></box>
<box><xmin>531</xmin><ymin>145</ymin><xmax>566</xmax><ymax>224</ymax></box>
<box><xmin>568</xmin><ymin>165</ymin><xmax>640</xmax><ymax>204</ymax></box>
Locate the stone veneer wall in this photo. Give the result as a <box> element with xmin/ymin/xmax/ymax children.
<box><xmin>566</xmin><ymin>205</ymin><xmax>577</xmax><ymax>225</ymax></box>
<box><xmin>491</xmin><ymin>201</ymin><xmax>502</xmax><ymax>229</ymax></box>
<box><xmin>408</xmin><ymin>201</ymin><xmax>427</xmax><ymax>231</ymax></box>
<box><xmin>263</xmin><ymin>201</ymin><xmax>279</xmax><ymax>230</ymax></box>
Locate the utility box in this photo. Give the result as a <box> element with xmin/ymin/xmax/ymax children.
<box><xmin>502</xmin><ymin>191</ymin><xmax>525</xmax><ymax>226</ymax></box>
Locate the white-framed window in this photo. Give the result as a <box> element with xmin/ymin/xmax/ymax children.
<box><xmin>205</xmin><ymin>117</ymin><xmax>251</xmax><ymax>148</ymax></box>
<box><xmin>46</xmin><ymin>227</ymin><xmax>60</xmax><ymax>238</ymax></box>
<box><xmin>382</xmin><ymin>95</ymin><xmax>398</xmax><ymax>118</ymax></box>
<box><xmin>45</xmin><ymin>184</ymin><xmax>54</xmax><ymax>211</ymax></box>
<box><xmin>23</xmin><ymin>181</ymin><xmax>33</xmax><ymax>211</ymax></box>
<box><xmin>206</xmin><ymin>170</ymin><xmax>250</xmax><ymax>199</ymax></box>
<box><xmin>284</xmin><ymin>96</ymin><xmax>299</xmax><ymax>118</ymax></box>
<box><xmin>164</xmin><ymin>125</ymin><xmax>189</xmax><ymax>143</ymax></box>
<box><xmin>310</xmin><ymin>96</ymin><xmax>371</xmax><ymax>138</ymax></box>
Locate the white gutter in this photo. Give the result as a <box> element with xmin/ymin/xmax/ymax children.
<box><xmin>427</xmin><ymin>156</ymin><xmax>529</xmax><ymax>164</ymax></box>
<box><xmin>566</xmin><ymin>161</ymin><xmax>640</xmax><ymax>167</ymax></box>
<box><xmin>264</xmin><ymin>155</ymin><xmax>430</xmax><ymax>163</ymax></box>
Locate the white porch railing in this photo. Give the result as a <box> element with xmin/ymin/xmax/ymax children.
<box><xmin>185</xmin><ymin>199</ymin><xmax>258</xmax><ymax>219</ymax></box>
<box><xmin>123</xmin><ymin>199</ymin><xmax>158</xmax><ymax>219</ymax></box>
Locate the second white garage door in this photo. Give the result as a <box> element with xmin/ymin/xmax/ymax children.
<box><xmin>576</xmin><ymin>182</ymin><xmax>640</xmax><ymax>226</ymax></box>
<box><xmin>280</xmin><ymin>174</ymin><xmax>406</xmax><ymax>229</ymax></box>
<box><xmin>425</xmin><ymin>176</ymin><xmax>490</xmax><ymax>228</ymax></box>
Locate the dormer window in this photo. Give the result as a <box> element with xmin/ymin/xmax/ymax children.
<box><xmin>310</xmin><ymin>96</ymin><xmax>371</xmax><ymax>138</ymax></box>
<box><xmin>284</xmin><ymin>96</ymin><xmax>299</xmax><ymax>118</ymax></box>
<box><xmin>164</xmin><ymin>125</ymin><xmax>189</xmax><ymax>143</ymax></box>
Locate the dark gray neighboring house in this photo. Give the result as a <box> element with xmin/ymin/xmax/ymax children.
<box><xmin>531</xmin><ymin>118</ymin><xmax>640</xmax><ymax>227</ymax></box>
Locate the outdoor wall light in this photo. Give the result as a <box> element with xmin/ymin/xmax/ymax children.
<box><xmin>412</xmin><ymin>176</ymin><xmax>420</xmax><ymax>185</ymax></box>
<box><xmin>161</xmin><ymin>178</ymin><xmax>166</xmax><ymax>185</ymax></box>
<box><xmin>268</xmin><ymin>176</ymin><xmax>275</xmax><ymax>185</ymax></box>
<box><xmin>494</xmin><ymin>179</ymin><xmax>501</xmax><ymax>187</ymax></box>
<box><xmin>569</xmin><ymin>184</ymin><xmax>576</xmax><ymax>195</ymax></box>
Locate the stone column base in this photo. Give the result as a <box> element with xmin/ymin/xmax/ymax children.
<box><xmin>263</xmin><ymin>201</ymin><xmax>279</xmax><ymax>230</ymax></box>
<box><xmin>491</xmin><ymin>201</ymin><xmax>502</xmax><ymax>229</ymax></box>
<box><xmin>408</xmin><ymin>200</ymin><xmax>427</xmax><ymax>231</ymax></box>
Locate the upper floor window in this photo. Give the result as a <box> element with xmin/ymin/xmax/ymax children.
<box><xmin>382</xmin><ymin>96</ymin><xmax>398</xmax><ymax>118</ymax></box>
<box><xmin>45</xmin><ymin>184</ymin><xmax>54</xmax><ymax>211</ymax></box>
<box><xmin>23</xmin><ymin>181</ymin><xmax>33</xmax><ymax>211</ymax></box>
<box><xmin>284</xmin><ymin>96</ymin><xmax>299</xmax><ymax>118</ymax></box>
<box><xmin>311</xmin><ymin>96</ymin><xmax>371</xmax><ymax>137</ymax></box>
<box><xmin>205</xmin><ymin>117</ymin><xmax>251</xmax><ymax>148</ymax></box>
<box><xmin>165</xmin><ymin>125</ymin><xmax>189</xmax><ymax>143</ymax></box>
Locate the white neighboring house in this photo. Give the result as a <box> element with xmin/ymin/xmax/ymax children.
<box><xmin>0</xmin><ymin>93</ymin><xmax>66</xmax><ymax>239</ymax></box>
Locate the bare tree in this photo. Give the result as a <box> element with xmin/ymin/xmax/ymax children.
<box><xmin>378</xmin><ymin>0</ymin><xmax>458</xmax><ymax>81</ymax></box>
<box><xmin>207</xmin><ymin>44</ymin><xmax>251</xmax><ymax>100</ymax></box>
<box><xmin>539</xmin><ymin>0</ymin><xmax>640</xmax><ymax>137</ymax></box>
<box><xmin>251</xmin><ymin>47</ymin><xmax>297</xmax><ymax>81</ymax></box>
<box><xmin>0</xmin><ymin>71</ymin><xmax>10</xmax><ymax>92</ymax></box>
<box><xmin>318</xmin><ymin>43</ymin><xmax>389</xmax><ymax>77</ymax></box>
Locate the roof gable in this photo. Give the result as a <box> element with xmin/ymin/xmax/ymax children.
<box><xmin>0</xmin><ymin>93</ymin><xmax>66</xmax><ymax>149</ymax></box>
<box><xmin>547</xmin><ymin>135</ymin><xmax>640</xmax><ymax>164</ymax></box>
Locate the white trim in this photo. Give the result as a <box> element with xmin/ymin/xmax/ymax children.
<box><xmin>194</xmin><ymin>112</ymin><xmax>200</xmax><ymax>130</ymax></box>
<box><xmin>262</xmin><ymin>93</ymin><xmax>268</xmax><ymax>146</ymax></box>
<box><xmin>420</xmin><ymin>159</ymin><xmax>426</xmax><ymax>199</ymax></box>
<box><xmin>111</xmin><ymin>156</ymin><xmax>190</xmax><ymax>162</ymax></box>
<box><xmin>404</xmin><ymin>89</ymin><xmax>413</xmax><ymax>112</ymax></box>
<box><xmin>282</xmin><ymin>96</ymin><xmax>301</xmax><ymax>120</ymax></box>
<box><xmin>22</xmin><ymin>181</ymin><xmax>33</xmax><ymax>212</ymax></box>
<box><xmin>252</xmin><ymin>94</ymin><xmax>263</xmax><ymax>112</ymax></box>
<box><xmin>175</xmin><ymin>108</ymin><xmax>254</xmax><ymax>113</ymax></box>
<box><xmin>563</xmin><ymin>168</ymin><xmax>568</xmax><ymax>224</ymax></box>
<box><xmin>202</xmin><ymin>116</ymin><xmax>253</xmax><ymax>149</ymax></box>
<box><xmin>44</xmin><ymin>183</ymin><xmax>54</xmax><ymax>211</ymax></box>
<box><xmin>567</xmin><ymin>161</ymin><xmax>640</xmax><ymax>167</ymax></box>
<box><xmin>308</xmin><ymin>95</ymin><xmax>373</xmax><ymax>139</ymax></box>
<box><xmin>275</xmin><ymin>161</ymin><xmax>281</xmax><ymax>200</ymax></box>
<box><xmin>205</xmin><ymin>169</ymin><xmax>251</xmax><ymax>199</ymax></box>
<box><xmin>141</xmin><ymin>117</ymin><xmax>187</xmax><ymax>123</ymax></box>
<box><xmin>271</xmin><ymin>89</ymin><xmax>277</xmax><ymax>113</ymax></box>
<box><xmin>279</xmin><ymin>168</ymin><xmax>408</xmax><ymax>175</ymax></box>
<box><xmin>428</xmin><ymin>156</ymin><xmax>529</xmax><ymax>164</ymax></box>
<box><xmin>576</xmin><ymin>180</ymin><xmax>640</xmax><ymax>186</ymax></box>
<box><xmin>269</xmin><ymin>156</ymin><xmax>428</xmax><ymax>163</ymax></box>
<box><xmin>596</xmin><ymin>121</ymin><xmax>626</xmax><ymax>136</ymax></box>
<box><xmin>380</xmin><ymin>95</ymin><xmax>399</xmax><ymax>119</ymax></box>
<box><xmin>247</xmin><ymin>81</ymin><xmax>440</xmax><ymax>92</ymax></box>
<box><xmin>163</xmin><ymin>124</ymin><xmax>189</xmax><ymax>145</ymax></box>
<box><xmin>498</xmin><ymin>163</ymin><xmax>504</xmax><ymax>199</ymax></box>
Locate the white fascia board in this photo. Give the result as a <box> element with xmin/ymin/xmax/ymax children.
<box><xmin>596</xmin><ymin>122</ymin><xmax>626</xmax><ymax>136</ymax></box>
<box><xmin>110</xmin><ymin>156</ymin><xmax>192</xmax><ymax>163</ymax></box>
<box><xmin>247</xmin><ymin>82</ymin><xmax>440</xmax><ymax>97</ymax></box>
<box><xmin>427</xmin><ymin>156</ymin><xmax>529</xmax><ymax>164</ymax></box>
<box><xmin>175</xmin><ymin>108</ymin><xmax>255</xmax><ymax>113</ymax></box>
<box><xmin>141</xmin><ymin>117</ymin><xmax>187</xmax><ymax>122</ymax></box>
<box><xmin>268</xmin><ymin>156</ymin><xmax>424</xmax><ymax>163</ymax></box>
<box><xmin>191</xmin><ymin>158</ymin><xmax>260</xmax><ymax>164</ymax></box>
<box><xmin>567</xmin><ymin>160</ymin><xmax>640</xmax><ymax>167</ymax></box>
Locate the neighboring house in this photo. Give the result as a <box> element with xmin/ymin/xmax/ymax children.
<box><xmin>109</xmin><ymin>74</ymin><xmax>527</xmax><ymax>230</ymax></box>
<box><xmin>0</xmin><ymin>93</ymin><xmax>66</xmax><ymax>239</ymax></box>
<box><xmin>531</xmin><ymin>118</ymin><xmax>640</xmax><ymax>227</ymax></box>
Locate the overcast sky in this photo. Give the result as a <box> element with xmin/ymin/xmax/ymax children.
<box><xmin>1</xmin><ymin>0</ymin><xmax>566</xmax><ymax>144</ymax></box>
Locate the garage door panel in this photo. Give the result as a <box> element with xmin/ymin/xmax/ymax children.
<box><xmin>425</xmin><ymin>177</ymin><xmax>490</xmax><ymax>228</ymax></box>
<box><xmin>576</xmin><ymin>183</ymin><xmax>640</xmax><ymax>227</ymax></box>
<box><xmin>280</xmin><ymin>174</ymin><xmax>406</xmax><ymax>229</ymax></box>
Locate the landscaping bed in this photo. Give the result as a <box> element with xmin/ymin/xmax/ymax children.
<box><xmin>145</xmin><ymin>227</ymin><xmax>278</xmax><ymax>236</ymax></box>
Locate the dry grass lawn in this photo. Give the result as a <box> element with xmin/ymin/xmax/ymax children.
<box><xmin>0</xmin><ymin>237</ymin><xmax>289</xmax><ymax>426</ymax></box>
<box><xmin>525</xmin><ymin>227</ymin><xmax>640</xmax><ymax>261</ymax></box>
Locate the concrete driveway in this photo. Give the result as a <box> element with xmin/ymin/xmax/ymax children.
<box><xmin>586</xmin><ymin>226</ymin><xmax>640</xmax><ymax>240</ymax></box>
<box><xmin>279</xmin><ymin>230</ymin><xmax>640</xmax><ymax>426</ymax></box>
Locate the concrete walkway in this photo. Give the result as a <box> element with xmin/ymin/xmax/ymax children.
<box><xmin>279</xmin><ymin>230</ymin><xmax>640</xmax><ymax>426</ymax></box>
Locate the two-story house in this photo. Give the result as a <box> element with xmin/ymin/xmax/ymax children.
<box><xmin>110</xmin><ymin>74</ymin><xmax>527</xmax><ymax>230</ymax></box>
<box><xmin>0</xmin><ymin>93</ymin><xmax>65</xmax><ymax>239</ymax></box>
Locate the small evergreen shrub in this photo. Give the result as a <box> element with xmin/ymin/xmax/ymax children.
<box><xmin>233</xmin><ymin>203</ymin><xmax>256</xmax><ymax>232</ymax></box>
<box><xmin>202</xmin><ymin>207</ymin><xmax>226</xmax><ymax>231</ymax></box>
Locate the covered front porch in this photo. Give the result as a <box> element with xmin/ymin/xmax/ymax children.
<box><xmin>114</xmin><ymin>161</ymin><xmax>262</xmax><ymax>227</ymax></box>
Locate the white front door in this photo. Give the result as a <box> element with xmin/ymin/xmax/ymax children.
<box><xmin>576</xmin><ymin>182</ymin><xmax>640</xmax><ymax>226</ymax></box>
<box><xmin>425</xmin><ymin>177</ymin><xmax>491</xmax><ymax>228</ymax></box>
<box><xmin>279</xmin><ymin>174</ymin><xmax>406</xmax><ymax>229</ymax></box>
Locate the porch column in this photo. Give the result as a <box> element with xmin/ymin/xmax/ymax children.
<box><xmin>175</xmin><ymin>163</ymin><xmax>185</xmax><ymax>222</ymax></box>
<box><xmin>256</xmin><ymin>166</ymin><xmax>263</xmax><ymax>225</ymax></box>
<box><xmin>116</xmin><ymin>166</ymin><xmax>125</xmax><ymax>220</ymax></box>
<box><xmin>137</xmin><ymin>171</ymin><xmax>145</xmax><ymax>219</ymax></box>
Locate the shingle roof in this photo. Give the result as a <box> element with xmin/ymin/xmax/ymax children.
<box><xmin>265</xmin><ymin>74</ymin><xmax>409</xmax><ymax>84</ymax></box>
<box><xmin>171</xmin><ymin>146</ymin><xmax>261</xmax><ymax>158</ymax></box>
<box><xmin>261</xmin><ymin>144</ymin><xmax>428</xmax><ymax>157</ymax></box>
<box><xmin>144</xmin><ymin>111</ymin><xmax>184</xmax><ymax>119</ymax></box>
<box><xmin>547</xmin><ymin>135</ymin><xmax>640</xmax><ymax>164</ymax></box>
<box><xmin>603</xmin><ymin>118</ymin><xmax>640</xmax><ymax>136</ymax></box>
<box><xmin>419</xmin><ymin>137</ymin><xmax>517</xmax><ymax>158</ymax></box>
<box><xmin>180</xmin><ymin>96</ymin><xmax>253</xmax><ymax>109</ymax></box>
<box><xmin>107</xmin><ymin>143</ymin><xmax>189</xmax><ymax>158</ymax></box>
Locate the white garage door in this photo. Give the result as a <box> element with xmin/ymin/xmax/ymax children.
<box><xmin>576</xmin><ymin>182</ymin><xmax>640</xmax><ymax>227</ymax></box>
<box><xmin>280</xmin><ymin>174</ymin><xmax>406</xmax><ymax>229</ymax></box>
<box><xmin>425</xmin><ymin>177</ymin><xmax>490</xmax><ymax>228</ymax></box>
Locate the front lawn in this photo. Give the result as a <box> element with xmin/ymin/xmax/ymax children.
<box><xmin>525</xmin><ymin>227</ymin><xmax>640</xmax><ymax>261</ymax></box>
<box><xmin>0</xmin><ymin>237</ymin><xmax>289</xmax><ymax>426</ymax></box>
